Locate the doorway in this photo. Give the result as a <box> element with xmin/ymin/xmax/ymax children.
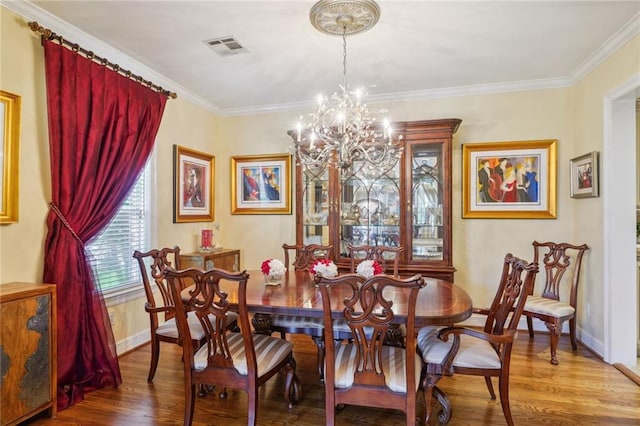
<box><xmin>604</xmin><ymin>75</ymin><xmax>640</xmax><ymax>368</ymax></box>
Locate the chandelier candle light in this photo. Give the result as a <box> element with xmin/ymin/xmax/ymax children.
<box><xmin>293</xmin><ymin>0</ymin><xmax>402</xmax><ymax>174</ymax></box>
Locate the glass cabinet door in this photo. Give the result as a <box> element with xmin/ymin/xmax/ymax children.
<box><xmin>301</xmin><ymin>167</ymin><xmax>330</xmax><ymax>247</ymax></box>
<box><xmin>338</xmin><ymin>162</ymin><xmax>401</xmax><ymax>259</ymax></box>
<box><xmin>410</xmin><ymin>144</ymin><xmax>444</xmax><ymax>261</ymax></box>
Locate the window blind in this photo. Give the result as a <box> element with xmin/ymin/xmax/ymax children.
<box><xmin>87</xmin><ymin>166</ymin><xmax>150</xmax><ymax>293</ymax></box>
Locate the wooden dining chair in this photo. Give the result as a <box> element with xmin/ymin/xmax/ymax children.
<box><xmin>265</xmin><ymin>243</ymin><xmax>333</xmax><ymax>382</ymax></box>
<box><xmin>523</xmin><ymin>241</ymin><xmax>589</xmax><ymax>364</ymax></box>
<box><xmin>317</xmin><ymin>272</ymin><xmax>426</xmax><ymax>426</ymax></box>
<box><xmin>347</xmin><ymin>244</ymin><xmax>403</xmax><ymax>277</ymax></box>
<box><xmin>417</xmin><ymin>253</ymin><xmax>538</xmax><ymax>426</ymax></box>
<box><xmin>165</xmin><ymin>267</ymin><xmax>302</xmax><ymax>426</ymax></box>
<box><xmin>132</xmin><ymin>247</ymin><xmax>232</xmax><ymax>382</ymax></box>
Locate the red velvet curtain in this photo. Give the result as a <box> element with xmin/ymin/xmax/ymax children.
<box><xmin>42</xmin><ymin>39</ymin><xmax>167</xmax><ymax>410</ymax></box>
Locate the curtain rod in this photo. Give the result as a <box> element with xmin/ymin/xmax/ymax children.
<box><xmin>28</xmin><ymin>21</ymin><xmax>177</xmax><ymax>99</ymax></box>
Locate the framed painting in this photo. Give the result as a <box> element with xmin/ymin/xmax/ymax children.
<box><xmin>462</xmin><ymin>139</ymin><xmax>557</xmax><ymax>219</ymax></box>
<box><xmin>173</xmin><ymin>145</ymin><xmax>215</xmax><ymax>223</ymax></box>
<box><xmin>570</xmin><ymin>151</ymin><xmax>599</xmax><ymax>198</ymax></box>
<box><xmin>1</xmin><ymin>90</ymin><xmax>21</xmax><ymax>224</ymax></box>
<box><xmin>231</xmin><ymin>153</ymin><xmax>292</xmax><ymax>215</ymax></box>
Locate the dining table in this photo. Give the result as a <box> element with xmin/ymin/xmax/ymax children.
<box><xmin>183</xmin><ymin>268</ymin><xmax>473</xmax><ymax>423</ymax></box>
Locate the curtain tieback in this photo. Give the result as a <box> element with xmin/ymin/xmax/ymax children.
<box><xmin>49</xmin><ymin>202</ymin><xmax>83</xmax><ymax>245</ymax></box>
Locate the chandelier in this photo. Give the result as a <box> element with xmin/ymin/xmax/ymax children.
<box><xmin>292</xmin><ymin>0</ymin><xmax>402</xmax><ymax>174</ymax></box>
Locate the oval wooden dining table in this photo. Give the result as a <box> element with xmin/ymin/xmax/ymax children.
<box><xmin>184</xmin><ymin>269</ymin><xmax>473</xmax><ymax>424</ymax></box>
<box><xmin>233</xmin><ymin>270</ymin><xmax>473</xmax><ymax>327</ymax></box>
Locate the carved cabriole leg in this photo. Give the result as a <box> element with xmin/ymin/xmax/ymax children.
<box><xmin>422</xmin><ymin>373</ymin><xmax>437</xmax><ymax>425</ymax></box>
<box><xmin>433</xmin><ymin>386</ymin><xmax>453</xmax><ymax>424</ymax></box>
<box><xmin>283</xmin><ymin>355</ymin><xmax>302</xmax><ymax>407</ymax></box>
<box><xmin>251</xmin><ymin>313</ymin><xmax>274</xmax><ymax>335</ymax></box>
<box><xmin>545</xmin><ymin>322</ymin><xmax>562</xmax><ymax>365</ymax></box>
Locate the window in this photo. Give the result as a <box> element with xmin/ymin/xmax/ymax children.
<box><xmin>87</xmin><ymin>161</ymin><xmax>153</xmax><ymax>297</ymax></box>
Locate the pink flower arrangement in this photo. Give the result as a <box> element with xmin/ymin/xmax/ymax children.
<box><xmin>356</xmin><ymin>259</ymin><xmax>384</xmax><ymax>278</ymax></box>
<box><xmin>310</xmin><ymin>259</ymin><xmax>338</xmax><ymax>278</ymax></box>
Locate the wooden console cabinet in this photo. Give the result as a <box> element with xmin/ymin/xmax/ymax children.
<box><xmin>179</xmin><ymin>249</ymin><xmax>240</xmax><ymax>272</ymax></box>
<box><xmin>0</xmin><ymin>282</ymin><xmax>57</xmax><ymax>425</ymax></box>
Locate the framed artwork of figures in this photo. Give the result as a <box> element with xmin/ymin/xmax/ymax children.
<box><xmin>1</xmin><ymin>90</ymin><xmax>21</xmax><ymax>224</ymax></box>
<box><xmin>570</xmin><ymin>151</ymin><xmax>599</xmax><ymax>198</ymax></box>
<box><xmin>462</xmin><ymin>139</ymin><xmax>557</xmax><ymax>219</ymax></box>
<box><xmin>173</xmin><ymin>145</ymin><xmax>215</xmax><ymax>223</ymax></box>
<box><xmin>230</xmin><ymin>153</ymin><xmax>292</xmax><ymax>214</ymax></box>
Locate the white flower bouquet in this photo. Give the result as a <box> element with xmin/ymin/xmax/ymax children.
<box><xmin>261</xmin><ymin>258</ymin><xmax>285</xmax><ymax>277</ymax></box>
<box><xmin>356</xmin><ymin>259</ymin><xmax>384</xmax><ymax>278</ymax></box>
<box><xmin>310</xmin><ymin>259</ymin><xmax>338</xmax><ymax>278</ymax></box>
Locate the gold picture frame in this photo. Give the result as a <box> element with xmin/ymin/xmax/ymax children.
<box><xmin>462</xmin><ymin>139</ymin><xmax>557</xmax><ymax>219</ymax></box>
<box><xmin>570</xmin><ymin>151</ymin><xmax>599</xmax><ymax>198</ymax></box>
<box><xmin>231</xmin><ymin>153</ymin><xmax>292</xmax><ymax>215</ymax></box>
<box><xmin>173</xmin><ymin>145</ymin><xmax>215</xmax><ymax>223</ymax></box>
<box><xmin>1</xmin><ymin>90</ymin><xmax>21</xmax><ymax>224</ymax></box>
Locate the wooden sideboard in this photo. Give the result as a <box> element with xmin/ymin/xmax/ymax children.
<box><xmin>0</xmin><ymin>282</ymin><xmax>57</xmax><ymax>426</ymax></box>
<box><xmin>179</xmin><ymin>249</ymin><xmax>240</xmax><ymax>272</ymax></box>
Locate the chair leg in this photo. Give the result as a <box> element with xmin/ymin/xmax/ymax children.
<box><xmin>545</xmin><ymin>321</ymin><xmax>562</xmax><ymax>365</ymax></box>
<box><xmin>247</xmin><ymin>385</ymin><xmax>259</xmax><ymax>426</ymax></box>
<box><xmin>184</xmin><ymin>381</ymin><xmax>196</xmax><ymax>426</ymax></box>
<box><xmin>498</xmin><ymin>373</ymin><xmax>514</xmax><ymax>426</ymax></box>
<box><xmin>422</xmin><ymin>374</ymin><xmax>436</xmax><ymax>425</ymax></box>
<box><xmin>283</xmin><ymin>355</ymin><xmax>302</xmax><ymax>407</ymax></box>
<box><xmin>484</xmin><ymin>376</ymin><xmax>496</xmax><ymax>399</ymax></box>
<box><xmin>526</xmin><ymin>316</ymin><xmax>535</xmax><ymax>338</ymax></box>
<box><xmin>311</xmin><ymin>335</ymin><xmax>325</xmax><ymax>382</ymax></box>
<box><xmin>148</xmin><ymin>336</ymin><xmax>160</xmax><ymax>382</ymax></box>
<box><xmin>569</xmin><ymin>317</ymin><xmax>578</xmax><ymax>351</ymax></box>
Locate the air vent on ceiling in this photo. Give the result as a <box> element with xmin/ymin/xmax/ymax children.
<box><xmin>204</xmin><ymin>36</ymin><xmax>248</xmax><ymax>57</ymax></box>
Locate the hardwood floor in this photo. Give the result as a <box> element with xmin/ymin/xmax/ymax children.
<box><xmin>25</xmin><ymin>333</ymin><xmax>640</xmax><ymax>425</ymax></box>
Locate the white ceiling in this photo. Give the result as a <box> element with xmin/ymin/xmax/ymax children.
<box><xmin>11</xmin><ymin>1</ymin><xmax>640</xmax><ymax>116</ymax></box>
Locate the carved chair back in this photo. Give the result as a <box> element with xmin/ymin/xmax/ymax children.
<box><xmin>282</xmin><ymin>243</ymin><xmax>333</xmax><ymax>271</ymax></box>
<box><xmin>347</xmin><ymin>244</ymin><xmax>403</xmax><ymax>277</ymax></box>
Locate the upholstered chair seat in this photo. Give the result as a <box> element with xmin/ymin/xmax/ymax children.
<box><xmin>157</xmin><ymin>311</ymin><xmax>239</xmax><ymax>340</ymax></box>
<box><xmin>418</xmin><ymin>326</ymin><xmax>502</xmax><ymax>370</ymax></box>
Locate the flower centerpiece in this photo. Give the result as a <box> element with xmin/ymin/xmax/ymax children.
<box><xmin>310</xmin><ymin>259</ymin><xmax>338</xmax><ymax>278</ymax></box>
<box><xmin>261</xmin><ymin>258</ymin><xmax>285</xmax><ymax>284</ymax></box>
<box><xmin>356</xmin><ymin>259</ymin><xmax>384</xmax><ymax>278</ymax></box>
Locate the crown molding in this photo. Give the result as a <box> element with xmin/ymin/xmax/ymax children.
<box><xmin>4</xmin><ymin>0</ymin><xmax>638</xmax><ymax>117</ymax></box>
<box><xmin>2</xmin><ymin>0</ymin><xmax>223</xmax><ymax>115</ymax></box>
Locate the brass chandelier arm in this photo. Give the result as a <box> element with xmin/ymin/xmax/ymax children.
<box><xmin>28</xmin><ymin>21</ymin><xmax>177</xmax><ymax>99</ymax></box>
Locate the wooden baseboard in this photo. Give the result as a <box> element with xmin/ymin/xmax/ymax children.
<box><xmin>613</xmin><ymin>363</ymin><xmax>640</xmax><ymax>386</ymax></box>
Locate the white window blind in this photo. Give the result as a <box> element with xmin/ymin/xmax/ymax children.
<box><xmin>87</xmin><ymin>164</ymin><xmax>150</xmax><ymax>293</ymax></box>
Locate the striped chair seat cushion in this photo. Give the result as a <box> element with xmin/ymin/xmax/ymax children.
<box><xmin>524</xmin><ymin>296</ymin><xmax>575</xmax><ymax>318</ymax></box>
<box><xmin>332</xmin><ymin>343</ymin><xmax>421</xmax><ymax>393</ymax></box>
<box><xmin>193</xmin><ymin>332</ymin><xmax>293</xmax><ymax>377</ymax></box>
<box><xmin>270</xmin><ymin>314</ymin><xmax>324</xmax><ymax>330</ymax></box>
<box><xmin>157</xmin><ymin>311</ymin><xmax>239</xmax><ymax>340</ymax></box>
<box><xmin>417</xmin><ymin>326</ymin><xmax>501</xmax><ymax>369</ymax></box>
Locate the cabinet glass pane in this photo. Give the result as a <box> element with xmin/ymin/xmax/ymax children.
<box><xmin>338</xmin><ymin>162</ymin><xmax>401</xmax><ymax>257</ymax></box>
<box><xmin>302</xmin><ymin>168</ymin><xmax>330</xmax><ymax>246</ymax></box>
<box><xmin>412</xmin><ymin>145</ymin><xmax>443</xmax><ymax>260</ymax></box>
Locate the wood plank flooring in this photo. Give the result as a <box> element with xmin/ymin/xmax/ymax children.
<box><xmin>24</xmin><ymin>333</ymin><xmax>640</xmax><ymax>425</ymax></box>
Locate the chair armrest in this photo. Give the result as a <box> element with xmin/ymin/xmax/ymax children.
<box><xmin>144</xmin><ymin>302</ymin><xmax>173</xmax><ymax>314</ymax></box>
<box><xmin>438</xmin><ymin>326</ymin><xmax>517</xmax><ymax>345</ymax></box>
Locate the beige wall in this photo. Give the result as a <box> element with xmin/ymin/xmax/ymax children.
<box><xmin>2</xmin><ymin>5</ymin><xmax>639</xmax><ymax>356</ymax></box>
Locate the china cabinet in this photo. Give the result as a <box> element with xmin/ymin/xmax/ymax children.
<box><xmin>291</xmin><ymin>118</ymin><xmax>461</xmax><ymax>281</ymax></box>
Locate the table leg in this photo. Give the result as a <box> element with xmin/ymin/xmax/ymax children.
<box><xmin>251</xmin><ymin>312</ymin><xmax>273</xmax><ymax>334</ymax></box>
<box><xmin>433</xmin><ymin>385</ymin><xmax>453</xmax><ymax>424</ymax></box>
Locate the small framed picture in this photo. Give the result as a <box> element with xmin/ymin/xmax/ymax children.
<box><xmin>230</xmin><ymin>153</ymin><xmax>292</xmax><ymax>215</ymax></box>
<box><xmin>570</xmin><ymin>151</ymin><xmax>599</xmax><ymax>199</ymax></box>
<box><xmin>173</xmin><ymin>145</ymin><xmax>215</xmax><ymax>223</ymax></box>
<box><xmin>0</xmin><ymin>90</ymin><xmax>21</xmax><ymax>224</ymax></box>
